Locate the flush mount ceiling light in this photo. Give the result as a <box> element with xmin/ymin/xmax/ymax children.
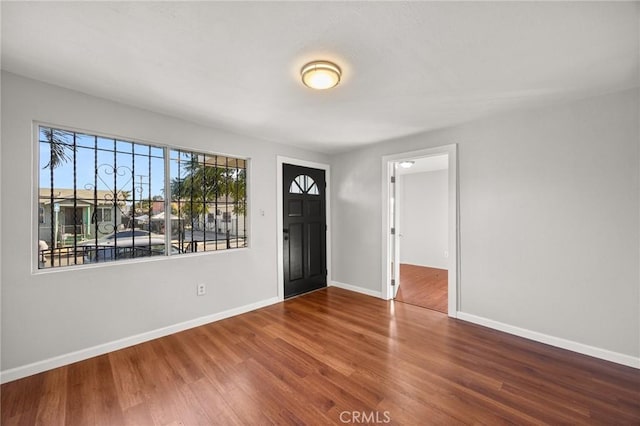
<box><xmin>399</xmin><ymin>161</ymin><xmax>415</xmax><ymax>169</ymax></box>
<box><xmin>301</xmin><ymin>60</ymin><xmax>341</xmax><ymax>90</ymax></box>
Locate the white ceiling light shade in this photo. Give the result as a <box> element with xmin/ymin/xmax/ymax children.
<box><xmin>301</xmin><ymin>61</ymin><xmax>342</xmax><ymax>90</ymax></box>
<box><xmin>399</xmin><ymin>161</ymin><xmax>415</xmax><ymax>169</ymax></box>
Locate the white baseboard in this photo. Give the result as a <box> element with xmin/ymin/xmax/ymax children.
<box><xmin>330</xmin><ymin>281</ymin><xmax>383</xmax><ymax>299</ymax></box>
<box><xmin>456</xmin><ymin>312</ymin><xmax>640</xmax><ymax>369</ymax></box>
<box><xmin>1</xmin><ymin>297</ymin><xmax>280</xmax><ymax>384</ymax></box>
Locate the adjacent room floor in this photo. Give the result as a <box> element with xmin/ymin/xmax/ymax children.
<box><xmin>2</xmin><ymin>287</ymin><xmax>638</xmax><ymax>425</ymax></box>
<box><xmin>396</xmin><ymin>263</ymin><xmax>448</xmax><ymax>313</ymax></box>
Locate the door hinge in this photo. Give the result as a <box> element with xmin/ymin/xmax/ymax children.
<box><xmin>391</xmin><ymin>279</ymin><xmax>396</xmax><ymax>286</ymax></box>
<box><xmin>391</xmin><ymin>227</ymin><xmax>395</xmax><ymax>235</ymax></box>
<box><xmin>390</xmin><ymin>176</ymin><xmax>396</xmax><ymax>183</ymax></box>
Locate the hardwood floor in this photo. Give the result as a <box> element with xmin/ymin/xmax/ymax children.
<box><xmin>396</xmin><ymin>264</ymin><xmax>448</xmax><ymax>313</ymax></box>
<box><xmin>2</xmin><ymin>287</ymin><xmax>639</xmax><ymax>425</ymax></box>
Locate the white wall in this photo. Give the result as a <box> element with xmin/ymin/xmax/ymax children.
<box><xmin>399</xmin><ymin>170</ymin><xmax>448</xmax><ymax>269</ymax></box>
<box><xmin>0</xmin><ymin>72</ymin><xmax>329</xmax><ymax>375</ymax></box>
<box><xmin>331</xmin><ymin>89</ymin><xmax>640</xmax><ymax>359</ymax></box>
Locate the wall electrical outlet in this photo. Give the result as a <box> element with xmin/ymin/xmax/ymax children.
<box><xmin>197</xmin><ymin>283</ymin><xmax>206</xmax><ymax>296</ymax></box>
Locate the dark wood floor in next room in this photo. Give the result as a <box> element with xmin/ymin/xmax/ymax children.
<box><xmin>2</xmin><ymin>287</ymin><xmax>639</xmax><ymax>425</ymax></box>
<box><xmin>396</xmin><ymin>263</ymin><xmax>448</xmax><ymax>313</ymax></box>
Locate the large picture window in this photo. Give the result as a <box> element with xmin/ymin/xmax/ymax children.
<box><xmin>37</xmin><ymin>125</ymin><xmax>248</xmax><ymax>269</ymax></box>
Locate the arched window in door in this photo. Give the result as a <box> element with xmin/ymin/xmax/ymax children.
<box><xmin>289</xmin><ymin>174</ymin><xmax>320</xmax><ymax>195</ymax></box>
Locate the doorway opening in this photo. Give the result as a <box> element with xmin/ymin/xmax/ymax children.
<box><xmin>395</xmin><ymin>155</ymin><xmax>449</xmax><ymax>313</ymax></box>
<box><xmin>382</xmin><ymin>145</ymin><xmax>458</xmax><ymax>317</ymax></box>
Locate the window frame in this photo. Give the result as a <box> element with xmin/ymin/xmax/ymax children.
<box><xmin>32</xmin><ymin>121</ymin><xmax>250</xmax><ymax>273</ymax></box>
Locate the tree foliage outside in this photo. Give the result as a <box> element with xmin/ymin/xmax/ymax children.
<box><xmin>43</xmin><ymin>128</ymin><xmax>75</xmax><ymax>169</ymax></box>
<box><xmin>170</xmin><ymin>154</ymin><xmax>246</xmax><ymax>221</ymax></box>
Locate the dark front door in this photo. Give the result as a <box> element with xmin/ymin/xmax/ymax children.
<box><xmin>283</xmin><ymin>164</ymin><xmax>327</xmax><ymax>298</ymax></box>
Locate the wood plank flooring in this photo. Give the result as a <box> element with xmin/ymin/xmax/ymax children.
<box><xmin>396</xmin><ymin>264</ymin><xmax>448</xmax><ymax>313</ymax></box>
<box><xmin>2</xmin><ymin>287</ymin><xmax>639</xmax><ymax>425</ymax></box>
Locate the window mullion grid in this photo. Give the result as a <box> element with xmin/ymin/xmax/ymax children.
<box><xmin>131</xmin><ymin>142</ymin><xmax>136</xmax><ymax>258</ymax></box>
<box><xmin>112</xmin><ymin>138</ymin><xmax>118</xmax><ymax>256</ymax></box>
<box><xmin>225</xmin><ymin>156</ymin><xmax>230</xmax><ymax>249</ymax></box>
<box><xmin>164</xmin><ymin>147</ymin><xmax>171</xmax><ymax>256</ymax></box>
<box><xmin>190</xmin><ymin>153</ymin><xmax>195</xmax><ymax>252</ymax></box>
<box><xmin>148</xmin><ymin>145</ymin><xmax>152</xmax><ymax>251</ymax></box>
<box><xmin>72</xmin><ymin>132</ymin><xmax>78</xmax><ymax>265</ymax></box>
<box><xmin>178</xmin><ymin>150</ymin><xmax>184</xmax><ymax>250</ymax></box>
<box><xmin>202</xmin><ymin>155</ymin><xmax>207</xmax><ymax>252</ymax></box>
<box><xmin>214</xmin><ymin>156</ymin><xmax>219</xmax><ymax>250</ymax></box>
<box><xmin>48</xmin><ymin>129</ymin><xmax>55</xmax><ymax>267</ymax></box>
<box><xmin>177</xmin><ymin>151</ymin><xmax>183</xmax><ymax>252</ymax></box>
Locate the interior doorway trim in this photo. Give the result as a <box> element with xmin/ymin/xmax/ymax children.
<box><xmin>276</xmin><ymin>156</ymin><xmax>331</xmax><ymax>301</ymax></box>
<box><xmin>381</xmin><ymin>144</ymin><xmax>459</xmax><ymax>317</ymax></box>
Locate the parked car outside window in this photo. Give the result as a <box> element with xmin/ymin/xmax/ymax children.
<box><xmin>82</xmin><ymin>237</ymin><xmax>180</xmax><ymax>264</ymax></box>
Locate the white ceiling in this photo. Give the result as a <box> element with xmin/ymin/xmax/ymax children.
<box><xmin>2</xmin><ymin>2</ymin><xmax>638</xmax><ymax>154</ymax></box>
<box><xmin>397</xmin><ymin>155</ymin><xmax>448</xmax><ymax>175</ymax></box>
